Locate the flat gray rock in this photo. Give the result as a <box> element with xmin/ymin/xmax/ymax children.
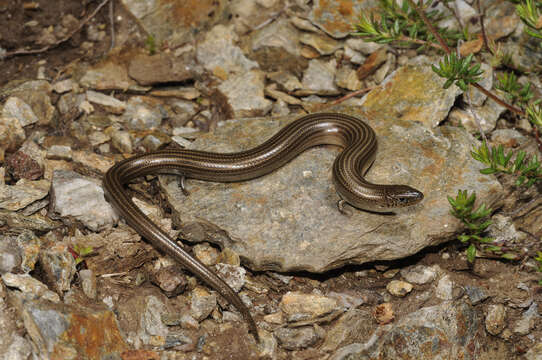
<box><xmin>330</xmin><ymin>302</ymin><xmax>500</xmax><ymax>359</ymax></box>
<box><xmin>0</xmin><ymin>179</ymin><xmax>49</xmax><ymax>211</ymax></box>
<box><xmin>217</xmin><ymin>70</ymin><xmax>272</xmax><ymax>118</ymax></box>
<box><xmin>2</xmin><ymin>97</ymin><xmax>39</xmax><ymax>127</ymax></box>
<box><xmin>17</xmin><ymin>297</ymin><xmax>128</xmax><ymax>357</ymax></box>
<box><xmin>197</xmin><ymin>24</ymin><xmax>259</xmax><ymax>75</ymax></box>
<box><xmin>50</xmin><ymin>170</ymin><xmax>118</xmax><ymax>232</ymax></box>
<box><xmin>161</xmin><ymin>107</ymin><xmax>502</xmax><ymax>273</ymax></box>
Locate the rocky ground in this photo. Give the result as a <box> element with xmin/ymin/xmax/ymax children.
<box><xmin>0</xmin><ymin>0</ymin><xmax>541</xmax><ymax>359</ymax></box>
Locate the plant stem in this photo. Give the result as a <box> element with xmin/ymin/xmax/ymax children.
<box><xmin>476</xmin><ymin>0</ymin><xmax>491</xmax><ymax>54</ymax></box>
<box><xmin>405</xmin><ymin>0</ymin><xmax>526</xmax><ymax>117</ymax></box>
<box><xmin>327</xmin><ymin>87</ymin><xmax>375</xmax><ymax>106</ymax></box>
<box><xmin>405</xmin><ymin>0</ymin><xmax>451</xmax><ymax>53</ymax></box>
<box><xmin>398</xmin><ymin>35</ymin><xmax>443</xmax><ymax>50</ymax></box>
<box><xmin>473</xmin><ymin>84</ymin><xmax>526</xmax><ymax>116</ymax></box>
<box><xmin>534</xmin><ymin>128</ymin><xmax>542</xmax><ymax>152</ymax></box>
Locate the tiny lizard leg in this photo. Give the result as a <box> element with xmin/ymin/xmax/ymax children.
<box><xmin>337</xmin><ymin>199</ymin><xmax>352</xmax><ymax>217</ymax></box>
<box><xmin>178</xmin><ymin>176</ymin><xmax>190</xmax><ymax>196</ymax></box>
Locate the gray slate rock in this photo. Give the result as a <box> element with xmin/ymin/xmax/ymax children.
<box><xmin>320</xmin><ymin>309</ymin><xmax>373</xmax><ymax>353</ymax></box>
<box><xmin>80</xmin><ymin>60</ymin><xmax>149</xmax><ymax>92</ymax></box>
<box><xmin>400</xmin><ymin>265</ymin><xmax>437</xmax><ymax>285</ymax></box>
<box><xmin>217</xmin><ymin>70</ymin><xmax>272</xmax><ymax>118</ymax></box>
<box><xmin>230</xmin><ymin>0</ymin><xmax>285</xmax><ymax>35</ymax></box>
<box><xmin>0</xmin><ymin>236</ymin><xmax>22</xmax><ymax>274</ymax></box>
<box><xmin>122</xmin><ymin>96</ymin><xmax>165</xmax><ymax>130</ymax></box>
<box><xmin>141</xmin><ymin>295</ymin><xmax>169</xmax><ymax>341</ymax></box>
<box><xmin>1</xmin><ymin>273</ymin><xmax>59</xmax><ymax>303</ymax></box>
<box><xmin>0</xmin><ymin>116</ymin><xmax>26</xmax><ymax>153</ymax></box>
<box><xmin>50</xmin><ymin>170</ymin><xmax>117</xmax><ymax>231</ymax></box>
<box><xmin>197</xmin><ymin>24</ymin><xmax>258</xmax><ymax>75</ymax></box>
<box><xmin>448</xmin><ymin>96</ymin><xmax>506</xmax><ymax>133</ymax></box>
<box><xmin>0</xmin><ymin>179</ymin><xmax>50</xmax><ymax>211</ymax></box>
<box><xmin>301</xmin><ymin>58</ymin><xmax>340</xmax><ymax>95</ymax></box>
<box><xmin>280</xmin><ymin>291</ymin><xmax>339</xmax><ymax>322</ymax></box>
<box><xmin>85</xmin><ymin>90</ymin><xmax>126</xmax><ymax>113</ymax></box>
<box><xmin>0</xmin><ymin>282</ymin><xmax>32</xmax><ymax>360</ymax></box>
<box><xmin>16</xmin><ymin>297</ymin><xmax>128</xmax><ymax>357</ymax></box>
<box><xmin>464</xmin><ymin>285</ymin><xmax>489</xmax><ymax>305</ymax></box>
<box><xmin>330</xmin><ymin>302</ymin><xmax>509</xmax><ymax>360</ymax></box>
<box><xmin>514</xmin><ymin>302</ymin><xmax>539</xmax><ymax>335</ymax></box>
<box><xmin>214</xmin><ymin>263</ymin><xmax>246</xmax><ymax>293</ymax></box>
<box><xmin>250</xmin><ymin>18</ymin><xmax>304</xmax><ymax>69</ymax></box>
<box><xmin>190</xmin><ymin>287</ymin><xmax>217</xmax><ymax>322</ymax></box>
<box><xmin>79</xmin><ymin>269</ymin><xmax>97</xmax><ymax>300</ymax></box>
<box><xmin>3</xmin><ymin>81</ymin><xmax>54</xmax><ymax>126</ymax></box>
<box><xmin>127</xmin><ymin>53</ymin><xmax>195</xmax><ymax>86</ymax></box>
<box><xmin>161</xmin><ymin>106</ymin><xmax>502</xmax><ymax>273</ymax></box>
<box><xmin>274</xmin><ymin>326</ymin><xmax>320</xmax><ymax>350</ymax></box>
<box><xmin>2</xmin><ymin>97</ymin><xmax>39</xmax><ymax>127</ymax></box>
<box><xmin>38</xmin><ymin>243</ymin><xmax>77</xmax><ymax>294</ymax></box>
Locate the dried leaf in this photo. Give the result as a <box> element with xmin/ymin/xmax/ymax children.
<box><xmin>356</xmin><ymin>48</ymin><xmax>387</xmax><ymax>80</ymax></box>
<box><xmin>459</xmin><ymin>36</ymin><xmax>483</xmax><ymax>56</ymax></box>
<box><xmin>373</xmin><ymin>302</ymin><xmax>394</xmax><ymax>325</ymax></box>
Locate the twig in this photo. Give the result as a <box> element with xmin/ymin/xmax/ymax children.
<box><xmin>398</xmin><ymin>35</ymin><xmax>443</xmax><ymax>50</ymax></box>
<box><xmin>473</xmin><ymin>84</ymin><xmax>525</xmax><ymax>117</ymax></box>
<box><xmin>504</xmin><ymin>197</ymin><xmax>542</xmax><ymax>217</ymax></box>
<box><xmin>458</xmin><ymin>39</ymin><xmax>488</xmax><ymax>143</ymax></box>
<box><xmin>3</xmin><ymin>0</ymin><xmax>111</xmax><ymax>58</ymax></box>
<box><xmin>109</xmin><ymin>0</ymin><xmax>116</xmax><ymax>51</ymax></box>
<box><xmin>328</xmin><ymin>87</ymin><xmax>375</xmax><ymax>106</ymax></box>
<box><xmin>476</xmin><ymin>0</ymin><xmax>491</xmax><ymax>54</ymax></box>
<box><xmin>313</xmin><ymin>87</ymin><xmax>374</xmax><ymax>112</ymax></box>
<box><xmin>441</xmin><ymin>0</ymin><xmax>464</xmax><ymax>30</ymax></box>
<box><xmin>534</xmin><ymin>127</ymin><xmax>542</xmax><ymax>152</ymax></box>
<box><xmin>100</xmin><ymin>271</ymin><xmax>128</xmax><ymax>278</ymax></box>
<box><xmin>405</xmin><ymin>0</ymin><xmax>451</xmax><ymax>53</ymax></box>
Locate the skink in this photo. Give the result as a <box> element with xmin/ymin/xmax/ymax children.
<box><xmin>103</xmin><ymin>112</ymin><xmax>424</xmax><ymax>341</ymax></box>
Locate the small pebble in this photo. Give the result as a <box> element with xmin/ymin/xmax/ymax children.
<box><xmin>386</xmin><ymin>280</ymin><xmax>413</xmax><ymax>297</ymax></box>
<box><xmin>485</xmin><ymin>304</ymin><xmax>506</xmax><ymax>335</ymax></box>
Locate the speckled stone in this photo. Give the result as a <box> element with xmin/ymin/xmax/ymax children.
<box><xmin>360</xmin><ymin>64</ymin><xmax>462</xmax><ymax>128</ymax></box>
<box><xmin>331</xmin><ymin>302</ymin><xmax>492</xmax><ymax>359</ymax></box>
<box><xmin>308</xmin><ymin>0</ymin><xmax>380</xmax><ymax>39</ymax></box>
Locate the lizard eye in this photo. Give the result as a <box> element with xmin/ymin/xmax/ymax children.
<box><xmin>388</xmin><ymin>186</ymin><xmax>424</xmax><ymax>207</ymax></box>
